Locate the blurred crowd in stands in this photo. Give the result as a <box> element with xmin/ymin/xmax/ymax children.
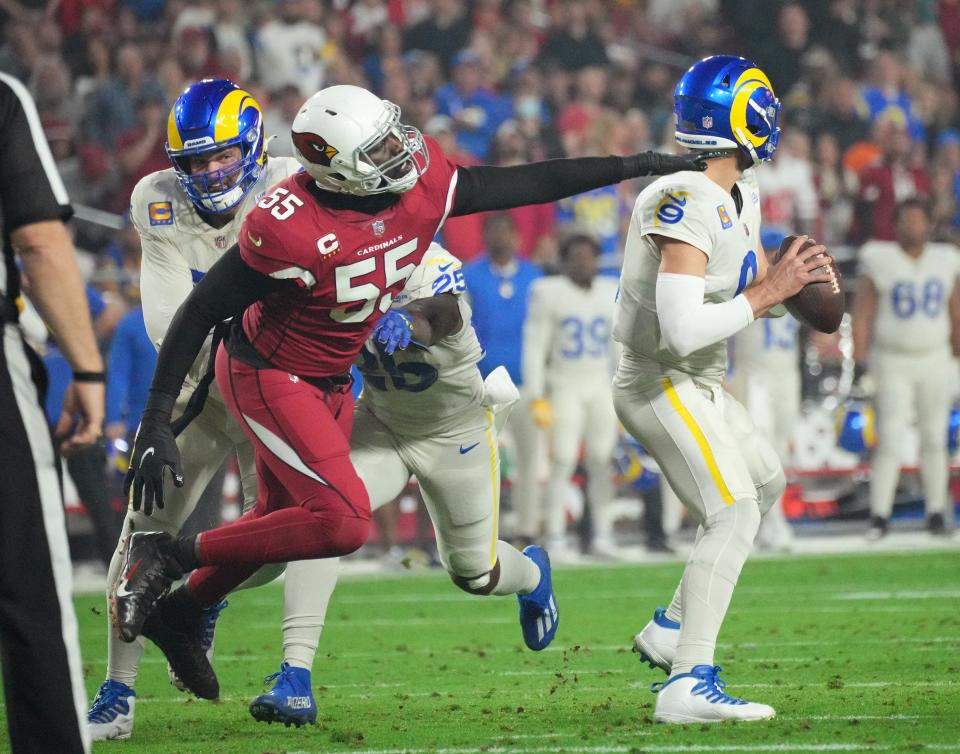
<box><xmin>3</xmin><ymin>0</ymin><xmax>959</xmax><ymax>554</ymax></box>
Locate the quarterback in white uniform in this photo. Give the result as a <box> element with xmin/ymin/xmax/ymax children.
<box><xmin>852</xmin><ymin>198</ymin><xmax>960</xmax><ymax>539</ymax></box>
<box><xmin>523</xmin><ymin>234</ymin><xmax>620</xmax><ymax>556</ymax></box>
<box><xmin>613</xmin><ymin>55</ymin><xmax>831</xmax><ymax>723</ymax></box>
<box><xmin>728</xmin><ymin>228</ymin><xmax>801</xmax><ymax>551</ymax></box>
<box><xmin>86</xmin><ymin>79</ymin><xmax>332</xmax><ymax>739</ymax></box>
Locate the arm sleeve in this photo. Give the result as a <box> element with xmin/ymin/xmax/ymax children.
<box><xmin>142</xmin><ymin>245</ymin><xmax>293</xmax><ymax>419</ymax></box>
<box><xmin>138</xmin><ymin>231</ymin><xmax>196</xmax><ymax>349</ymax></box>
<box><xmin>521</xmin><ymin>281</ymin><xmax>553</xmax><ymax>398</ymax></box>
<box><xmin>106</xmin><ymin>318</ymin><xmax>132</xmax><ymax>425</ymax></box>
<box><xmin>452</xmin><ymin>157</ymin><xmax>629</xmax><ymax>216</ymax></box>
<box><xmin>656</xmin><ymin>273</ymin><xmax>755</xmax><ymax>358</ymax></box>
<box><xmin>0</xmin><ymin>74</ymin><xmax>71</xmax><ymax>231</ymax></box>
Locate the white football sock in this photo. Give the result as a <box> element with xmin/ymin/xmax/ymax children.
<box><xmin>870</xmin><ymin>448</ymin><xmax>900</xmax><ymax>519</ymax></box>
<box><xmin>664</xmin><ymin>525</ymin><xmax>703</xmax><ymax>624</ymax></box>
<box><xmin>105</xmin><ymin>540</ymin><xmax>144</xmax><ymax>687</ymax></box>
<box><xmin>672</xmin><ymin>500</ymin><xmax>760</xmax><ymax>675</ymax></box>
<box><xmin>920</xmin><ymin>446</ymin><xmax>949</xmax><ymax>515</ymax></box>
<box><xmin>585</xmin><ymin>454</ymin><xmax>615</xmax><ymax>540</ymax></box>
<box><xmin>492</xmin><ymin>541</ymin><xmax>542</xmax><ymax>595</ymax></box>
<box><xmin>281</xmin><ymin>558</ymin><xmax>340</xmax><ymax>671</ymax></box>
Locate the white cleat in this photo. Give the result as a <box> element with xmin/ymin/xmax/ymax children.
<box><xmin>633</xmin><ymin>607</ymin><xmax>679</xmax><ymax>673</ymax></box>
<box><xmin>87</xmin><ymin>680</ymin><xmax>135</xmax><ymax>740</ymax></box>
<box><xmin>589</xmin><ymin>536</ymin><xmax>624</xmax><ymax>560</ymax></box>
<box><xmin>653</xmin><ymin>665</ymin><xmax>775</xmax><ymax>724</ymax></box>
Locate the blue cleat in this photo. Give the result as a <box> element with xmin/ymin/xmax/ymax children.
<box><xmin>87</xmin><ymin>679</ymin><xmax>136</xmax><ymax>741</ymax></box>
<box><xmin>517</xmin><ymin>545</ymin><xmax>559</xmax><ymax>651</ymax></box>
<box><xmin>249</xmin><ymin>662</ymin><xmax>317</xmax><ymax>727</ymax></box>
<box><xmin>168</xmin><ymin>599</ymin><xmax>228</xmax><ymax>693</ymax></box>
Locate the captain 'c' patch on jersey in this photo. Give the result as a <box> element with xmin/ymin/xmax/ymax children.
<box><xmin>148</xmin><ymin>201</ymin><xmax>173</xmax><ymax>226</ymax></box>
<box><xmin>717</xmin><ymin>204</ymin><xmax>733</xmax><ymax>229</ymax></box>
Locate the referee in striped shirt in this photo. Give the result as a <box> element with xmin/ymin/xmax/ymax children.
<box><xmin>0</xmin><ymin>72</ymin><xmax>103</xmax><ymax>753</ymax></box>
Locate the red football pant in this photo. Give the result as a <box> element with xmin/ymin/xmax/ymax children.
<box><xmin>187</xmin><ymin>345</ymin><xmax>371</xmax><ymax>605</ymax></box>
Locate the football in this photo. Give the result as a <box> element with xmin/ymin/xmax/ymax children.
<box><xmin>772</xmin><ymin>234</ymin><xmax>844</xmax><ymax>333</ymax></box>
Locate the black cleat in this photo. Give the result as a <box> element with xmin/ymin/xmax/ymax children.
<box><xmin>142</xmin><ymin>589</ymin><xmax>220</xmax><ymax>700</ymax></box>
<box><xmin>110</xmin><ymin>532</ymin><xmax>184</xmax><ymax>643</ymax></box>
<box><xmin>928</xmin><ymin>513</ymin><xmax>946</xmax><ymax>535</ymax></box>
<box><xmin>865</xmin><ymin>516</ymin><xmax>888</xmax><ymax>542</ymax></box>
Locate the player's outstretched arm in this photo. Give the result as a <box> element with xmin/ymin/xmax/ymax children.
<box><xmin>450</xmin><ymin>151</ymin><xmax>727</xmax><ymax>216</ymax></box>
<box><xmin>124</xmin><ymin>245</ymin><xmax>294</xmax><ymax>514</ymax></box>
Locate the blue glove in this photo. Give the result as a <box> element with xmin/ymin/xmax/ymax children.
<box><xmin>372</xmin><ymin>310</ymin><xmax>414</xmax><ymax>355</ymax></box>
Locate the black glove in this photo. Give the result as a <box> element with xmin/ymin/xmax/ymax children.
<box><xmin>123</xmin><ymin>418</ymin><xmax>184</xmax><ymax>516</ymax></box>
<box><xmin>625</xmin><ymin>150</ymin><xmax>730</xmax><ymax>177</ymax></box>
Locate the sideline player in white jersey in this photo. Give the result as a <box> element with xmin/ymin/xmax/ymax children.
<box><xmin>86</xmin><ymin>79</ymin><xmax>332</xmax><ymax>740</ymax></box>
<box><xmin>613</xmin><ymin>55</ymin><xmax>832</xmax><ymax>723</ymax></box>
<box><xmin>523</xmin><ymin>234</ymin><xmax>621</xmax><ymax>557</ymax></box>
<box><xmin>852</xmin><ymin>198</ymin><xmax>960</xmax><ymax>540</ymax></box>
<box><xmin>245</xmin><ymin>243</ymin><xmax>562</xmax><ymax>720</ymax></box>
<box><xmin>728</xmin><ymin>227</ymin><xmax>800</xmax><ymax>551</ymax></box>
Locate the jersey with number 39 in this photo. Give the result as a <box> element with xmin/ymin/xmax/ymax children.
<box><xmin>614</xmin><ymin>168</ymin><xmax>763</xmax><ymax>384</ymax></box>
<box><xmin>238</xmin><ymin>135</ymin><xmax>459</xmax><ymax>377</ymax></box>
<box><xmin>356</xmin><ymin>244</ymin><xmax>483</xmax><ymax>437</ymax></box>
<box><xmin>858</xmin><ymin>241</ymin><xmax>960</xmax><ymax>354</ymax></box>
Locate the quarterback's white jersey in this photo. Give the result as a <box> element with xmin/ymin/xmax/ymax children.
<box><xmin>356</xmin><ymin>244</ymin><xmax>485</xmax><ymax>438</ymax></box>
<box><xmin>858</xmin><ymin>241</ymin><xmax>960</xmax><ymax>354</ymax></box>
<box><xmin>614</xmin><ymin>169</ymin><xmax>763</xmax><ymax>384</ymax></box>
<box><xmin>522</xmin><ymin>274</ymin><xmax>619</xmax><ymax>397</ymax></box>
<box><xmin>130</xmin><ymin>156</ymin><xmax>301</xmax><ymax>380</ymax></box>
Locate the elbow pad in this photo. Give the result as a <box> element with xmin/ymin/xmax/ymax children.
<box><xmin>656</xmin><ymin>273</ymin><xmax>754</xmax><ymax>357</ymax></box>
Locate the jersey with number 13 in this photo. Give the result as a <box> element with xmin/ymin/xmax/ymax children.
<box><xmin>237</xmin><ymin>135</ymin><xmax>460</xmax><ymax>377</ymax></box>
<box><xmin>614</xmin><ymin>168</ymin><xmax>763</xmax><ymax>384</ymax></box>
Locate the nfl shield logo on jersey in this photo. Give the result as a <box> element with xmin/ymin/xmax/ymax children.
<box><xmin>215</xmin><ymin>236</ymin><xmax>227</xmax><ymax>249</ymax></box>
<box><xmin>371</xmin><ymin>219</ymin><xmax>385</xmax><ymax>237</ymax></box>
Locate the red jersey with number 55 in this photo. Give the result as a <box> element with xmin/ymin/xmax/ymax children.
<box><xmin>237</xmin><ymin>136</ymin><xmax>459</xmax><ymax>377</ymax></box>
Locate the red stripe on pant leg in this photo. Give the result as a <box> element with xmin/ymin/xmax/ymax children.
<box><xmin>197</xmin><ymin>507</ymin><xmax>370</xmax><ymax>564</ymax></box>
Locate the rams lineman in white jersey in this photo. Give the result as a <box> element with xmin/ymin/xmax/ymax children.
<box><xmin>86</xmin><ymin>79</ymin><xmax>331</xmax><ymax>739</ymax></box>
<box><xmin>266</xmin><ymin>244</ymin><xmax>560</xmax><ymax>696</ymax></box>
<box><xmin>523</xmin><ymin>234</ymin><xmax>620</xmax><ymax>557</ymax></box>
<box><xmin>852</xmin><ymin>199</ymin><xmax>960</xmax><ymax>539</ymax></box>
<box><xmin>613</xmin><ymin>55</ymin><xmax>831</xmax><ymax>723</ymax></box>
<box><xmin>728</xmin><ymin>228</ymin><xmax>801</xmax><ymax>552</ymax></box>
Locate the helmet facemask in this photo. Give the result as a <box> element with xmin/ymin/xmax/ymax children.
<box><xmin>345</xmin><ymin>101</ymin><xmax>428</xmax><ymax>195</ymax></box>
<box><xmin>169</xmin><ymin>143</ymin><xmax>260</xmax><ymax>213</ymax></box>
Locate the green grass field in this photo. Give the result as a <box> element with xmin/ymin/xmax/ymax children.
<box><xmin>5</xmin><ymin>548</ymin><xmax>960</xmax><ymax>753</ymax></box>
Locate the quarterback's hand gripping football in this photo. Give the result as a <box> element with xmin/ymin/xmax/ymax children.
<box><xmin>630</xmin><ymin>150</ymin><xmax>728</xmax><ymax>176</ymax></box>
<box><xmin>372</xmin><ymin>309</ymin><xmax>414</xmax><ymax>355</ymax></box>
<box><xmin>123</xmin><ymin>420</ymin><xmax>184</xmax><ymax>516</ymax></box>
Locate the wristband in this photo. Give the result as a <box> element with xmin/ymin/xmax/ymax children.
<box><xmin>72</xmin><ymin>371</ymin><xmax>106</xmax><ymax>383</ymax></box>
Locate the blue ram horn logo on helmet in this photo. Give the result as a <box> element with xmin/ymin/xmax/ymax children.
<box><xmin>674</xmin><ymin>54</ymin><xmax>781</xmax><ymax>165</ymax></box>
<box><xmin>166</xmin><ymin>78</ymin><xmax>266</xmax><ymax>214</ymax></box>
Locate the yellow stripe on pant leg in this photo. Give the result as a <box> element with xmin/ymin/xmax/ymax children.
<box><xmin>661</xmin><ymin>378</ymin><xmax>735</xmax><ymax>506</ymax></box>
<box><xmin>484</xmin><ymin>408</ymin><xmax>499</xmax><ymax>568</ymax></box>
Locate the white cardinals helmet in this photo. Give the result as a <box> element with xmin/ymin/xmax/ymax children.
<box><xmin>291</xmin><ymin>85</ymin><xmax>429</xmax><ymax>195</ymax></box>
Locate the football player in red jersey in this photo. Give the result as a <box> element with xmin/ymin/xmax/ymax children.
<box><xmin>112</xmin><ymin>84</ymin><xmax>720</xmax><ymax>697</ymax></box>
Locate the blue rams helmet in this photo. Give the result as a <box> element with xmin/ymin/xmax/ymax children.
<box><xmin>836</xmin><ymin>401</ymin><xmax>876</xmax><ymax>454</ymax></box>
<box><xmin>674</xmin><ymin>55</ymin><xmax>781</xmax><ymax>166</ymax></box>
<box><xmin>166</xmin><ymin>79</ymin><xmax>266</xmax><ymax>213</ymax></box>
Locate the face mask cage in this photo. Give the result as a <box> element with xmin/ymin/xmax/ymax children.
<box><xmin>354</xmin><ymin>101</ymin><xmax>429</xmax><ymax>194</ymax></box>
<box><xmin>167</xmin><ymin>126</ymin><xmax>262</xmax><ymax>213</ymax></box>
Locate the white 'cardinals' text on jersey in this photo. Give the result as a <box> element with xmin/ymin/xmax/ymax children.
<box><xmin>356</xmin><ymin>244</ymin><xmax>484</xmax><ymax>438</ymax></box>
<box><xmin>522</xmin><ymin>274</ymin><xmax>619</xmax><ymax>397</ymax></box>
<box><xmin>614</xmin><ymin>169</ymin><xmax>763</xmax><ymax>384</ymax></box>
<box><xmin>130</xmin><ymin>156</ymin><xmax>301</xmax><ymax>380</ymax></box>
<box><xmin>858</xmin><ymin>241</ymin><xmax>960</xmax><ymax>354</ymax></box>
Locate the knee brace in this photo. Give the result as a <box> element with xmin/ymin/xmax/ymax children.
<box><xmin>449</xmin><ymin>559</ymin><xmax>501</xmax><ymax>596</ymax></box>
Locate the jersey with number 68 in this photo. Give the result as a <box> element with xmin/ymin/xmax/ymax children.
<box><xmin>614</xmin><ymin>168</ymin><xmax>763</xmax><ymax>384</ymax></box>
<box><xmin>237</xmin><ymin>135</ymin><xmax>459</xmax><ymax>377</ymax></box>
<box><xmin>858</xmin><ymin>240</ymin><xmax>960</xmax><ymax>354</ymax></box>
<box><xmin>356</xmin><ymin>244</ymin><xmax>484</xmax><ymax>438</ymax></box>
